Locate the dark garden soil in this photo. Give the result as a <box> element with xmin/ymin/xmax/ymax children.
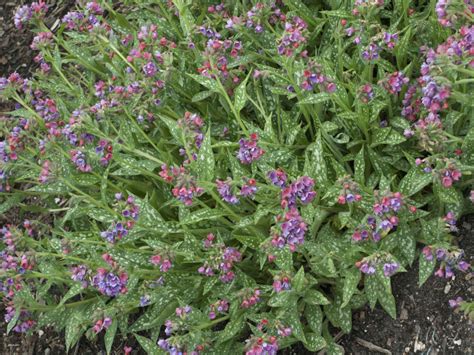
<box><xmin>1</xmin><ymin>1</ymin><xmax>473</xmax><ymax>354</ymax></box>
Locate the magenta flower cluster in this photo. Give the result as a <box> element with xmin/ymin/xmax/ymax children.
<box><xmin>237</xmin><ymin>133</ymin><xmax>265</xmax><ymax>165</ymax></box>
<box><xmin>160</xmin><ymin>164</ymin><xmax>204</xmax><ymax>205</ymax></box>
<box><xmin>198</xmin><ymin>233</ymin><xmax>242</xmax><ymax>283</ymax></box>
<box><xmin>91</xmin><ymin>268</ymin><xmax>128</xmax><ymax>297</ymax></box>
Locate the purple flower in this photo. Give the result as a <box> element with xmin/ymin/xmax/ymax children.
<box><xmin>14</xmin><ymin>5</ymin><xmax>32</xmax><ymax>29</ymax></box>
<box><xmin>216</xmin><ymin>178</ymin><xmax>239</xmax><ymax>204</ymax></box>
<box><xmin>240</xmin><ymin>178</ymin><xmax>258</xmax><ymax>198</ymax></box>
<box><xmin>70</xmin><ymin>150</ymin><xmax>92</xmax><ymax>172</ymax></box>
<box><xmin>362</xmin><ymin>43</ymin><xmax>380</xmax><ymax>61</ymax></box>
<box><xmin>71</xmin><ymin>265</ymin><xmax>88</xmax><ymax>287</ymax></box>
<box><xmin>383</xmin><ymin>71</ymin><xmax>409</xmax><ymax>94</ymax></box>
<box><xmin>383</xmin><ymin>262</ymin><xmax>399</xmax><ymax>277</ymax></box>
<box><xmin>143</xmin><ymin>61</ymin><xmax>158</xmax><ymax>77</ymax></box>
<box><xmin>237</xmin><ymin>133</ymin><xmax>265</xmax><ymax>164</ymax></box>
<box><xmin>448</xmin><ymin>296</ymin><xmax>463</xmax><ymax>309</ymax></box>
<box><xmin>458</xmin><ymin>261</ymin><xmax>470</xmax><ymax>272</ymax></box>
<box><xmin>267</xmin><ymin>169</ymin><xmax>287</xmax><ymax>188</ymax></box>
<box><xmin>140</xmin><ymin>295</ymin><xmax>151</xmax><ymax>307</ymax></box>
<box><xmin>281</xmin><ymin>176</ymin><xmax>316</xmax><ymax>209</ymax></box>
<box><xmin>360</xmin><ymin>263</ymin><xmax>376</xmax><ymax>275</ymax></box>
<box><xmin>272</xmin><ymin>209</ymin><xmax>307</xmax><ymax>251</ymax></box>
<box><xmin>92</xmin><ymin>268</ymin><xmax>128</xmax><ymax>297</ymax></box>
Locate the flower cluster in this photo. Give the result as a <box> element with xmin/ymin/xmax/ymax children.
<box><xmin>422</xmin><ymin>246</ymin><xmax>470</xmax><ymax>279</ymax></box>
<box><xmin>272</xmin><ymin>273</ymin><xmax>291</xmax><ymax>293</ymax></box>
<box><xmin>241</xmin><ymin>289</ymin><xmax>262</xmax><ymax>308</ymax></box>
<box><xmin>237</xmin><ymin>133</ymin><xmax>265</xmax><ymax>164</ymax></box>
<box><xmin>14</xmin><ymin>1</ymin><xmax>48</xmax><ymax>30</ymax></box>
<box><xmin>95</xmin><ymin>140</ymin><xmax>113</xmax><ymax>166</ymax></box>
<box><xmin>359</xmin><ymin>84</ymin><xmax>375</xmax><ymax>103</ymax></box>
<box><xmin>356</xmin><ymin>256</ymin><xmax>400</xmax><ymax>277</ymax></box>
<box><xmin>100</xmin><ymin>194</ymin><xmax>139</xmax><ymax>243</ymax></box>
<box><xmin>160</xmin><ymin>164</ymin><xmax>204</xmax><ymax>205</ymax></box>
<box><xmin>208</xmin><ymin>299</ymin><xmax>229</xmax><ymax>319</ymax></box>
<box><xmin>267</xmin><ymin>169</ymin><xmax>287</xmax><ymax>188</ymax></box>
<box><xmin>352</xmin><ymin>192</ymin><xmax>406</xmax><ymax>242</ymax></box>
<box><xmin>150</xmin><ymin>253</ymin><xmax>172</xmax><ymax>272</ymax></box>
<box><xmin>271</xmin><ymin>208</ymin><xmax>308</xmax><ymax>251</ymax></box>
<box><xmin>71</xmin><ymin>265</ymin><xmax>89</xmax><ymax>287</ymax></box>
<box><xmin>381</xmin><ymin>71</ymin><xmax>409</xmax><ymax>94</ymax></box>
<box><xmin>337</xmin><ymin>177</ymin><xmax>362</xmax><ymax>205</ymax></box>
<box><xmin>435</xmin><ymin>0</ymin><xmax>474</xmax><ymax>27</ymax></box>
<box><xmin>277</xmin><ymin>16</ymin><xmax>308</xmax><ymax>57</ymax></box>
<box><xmin>70</xmin><ymin>150</ymin><xmax>92</xmax><ymax>172</ymax></box>
<box><xmin>91</xmin><ymin>268</ymin><xmax>128</xmax><ymax>297</ymax></box>
<box><xmin>178</xmin><ymin>112</ymin><xmax>204</xmax><ymax>161</ymax></box>
<box><xmin>244</xmin><ymin>319</ymin><xmax>292</xmax><ymax>355</ymax></box>
<box><xmin>240</xmin><ymin>177</ymin><xmax>258</xmax><ymax>198</ymax></box>
<box><xmin>4</xmin><ymin>305</ymin><xmax>35</xmax><ymax>333</ymax></box>
<box><xmin>300</xmin><ymin>63</ymin><xmax>336</xmax><ymax>93</ymax></box>
<box><xmin>216</xmin><ymin>178</ymin><xmax>239</xmax><ymax>204</ymax></box>
<box><xmin>158</xmin><ymin>306</ymin><xmax>206</xmax><ymax>354</ymax></box>
<box><xmin>281</xmin><ymin>176</ymin><xmax>316</xmax><ymax>209</ymax></box>
<box><xmin>443</xmin><ymin>211</ymin><xmax>458</xmax><ymax>232</ymax></box>
<box><xmin>198</xmin><ymin>234</ymin><xmax>242</xmax><ymax>283</ymax></box>
<box><xmin>92</xmin><ymin>317</ymin><xmax>112</xmax><ymax>333</ymax></box>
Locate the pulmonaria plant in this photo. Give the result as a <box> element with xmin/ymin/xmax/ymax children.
<box><xmin>0</xmin><ymin>1</ymin><xmax>473</xmax><ymax>353</ymax></box>
<box><xmin>198</xmin><ymin>233</ymin><xmax>242</xmax><ymax>283</ymax></box>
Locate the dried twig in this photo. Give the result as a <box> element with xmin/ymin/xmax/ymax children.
<box><xmin>355</xmin><ymin>337</ymin><xmax>392</xmax><ymax>355</ymax></box>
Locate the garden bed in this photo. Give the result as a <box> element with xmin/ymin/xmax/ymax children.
<box><xmin>1</xmin><ymin>1</ymin><xmax>473</xmax><ymax>354</ymax></box>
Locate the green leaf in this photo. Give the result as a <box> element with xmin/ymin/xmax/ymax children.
<box><xmin>159</xmin><ymin>115</ymin><xmax>182</xmax><ymax>144</ymax></box>
<box><xmin>395</xmin><ymin>223</ymin><xmax>416</xmax><ymax>266</ymax></box>
<box><xmin>6</xmin><ymin>308</ymin><xmax>20</xmax><ymax>334</ymax></box>
<box><xmin>399</xmin><ymin>167</ymin><xmax>433</xmax><ymax>196</ymax></box>
<box><xmin>196</xmin><ymin>129</ymin><xmax>215</xmax><ymax>182</ymax></box>
<box><xmin>376</xmin><ymin>274</ymin><xmax>396</xmax><ymax>319</ymax></box>
<box><xmin>218</xmin><ymin>316</ymin><xmax>245</xmax><ymax>343</ymax></box>
<box><xmin>324</xmin><ymin>296</ymin><xmax>352</xmax><ymax>333</ymax></box>
<box><xmin>305</xmin><ymin>304</ymin><xmax>323</xmax><ymax>334</ymax></box>
<box><xmin>203</xmin><ymin>277</ymin><xmax>219</xmax><ymax>295</ymax></box>
<box><xmin>105</xmin><ymin>319</ymin><xmax>118</xmax><ymax>355</ymax></box>
<box><xmin>418</xmin><ymin>254</ymin><xmax>436</xmax><ymax>286</ymax></box>
<box><xmin>298</xmin><ymin>93</ymin><xmax>331</xmax><ymax>105</ymax></box>
<box><xmin>268</xmin><ymin>291</ymin><xmax>294</xmax><ymax>307</ymax></box>
<box><xmin>287</xmin><ymin>305</ymin><xmax>307</xmax><ymax>342</ymax></box>
<box><xmin>129</xmin><ymin>298</ymin><xmax>177</xmax><ymax>332</ymax></box>
<box><xmin>274</xmin><ymin>247</ymin><xmax>293</xmax><ymax>271</ymax></box>
<box><xmin>181</xmin><ymin>209</ymin><xmax>226</xmax><ymax>225</ymax></box>
<box><xmin>283</xmin><ymin>0</ymin><xmax>317</xmax><ymax>26</ymax></box>
<box><xmin>172</xmin><ymin>0</ymin><xmax>195</xmax><ymax>37</ymax></box>
<box><xmin>304</xmin><ymin>289</ymin><xmax>330</xmax><ymax>305</ymax></box>
<box><xmin>371</xmin><ymin>128</ymin><xmax>406</xmax><ymax>147</ymax></box>
<box><xmin>342</xmin><ymin>268</ymin><xmax>361</xmax><ymax>307</ymax></box>
<box><xmin>134</xmin><ymin>334</ymin><xmax>161</xmax><ymax>355</ymax></box>
<box><xmin>191</xmin><ymin>90</ymin><xmax>214</xmax><ymax>102</ymax></box>
<box><xmin>354</xmin><ymin>146</ymin><xmax>366</xmax><ymax>184</ymax></box>
<box><xmin>58</xmin><ymin>283</ymin><xmax>84</xmax><ymax>307</ymax></box>
<box><xmin>65</xmin><ymin>312</ymin><xmax>86</xmax><ymax>352</ymax></box>
<box><xmin>327</xmin><ymin>342</ymin><xmax>345</xmax><ymax>355</ymax></box>
<box><xmin>187</xmin><ymin>73</ymin><xmax>220</xmax><ymax>92</ymax></box>
<box><xmin>293</xmin><ymin>266</ymin><xmax>305</xmax><ymax>292</ymax></box>
<box><xmin>365</xmin><ymin>275</ymin><xmax>378</xmax><ymax>309</ymax></box>
<box><xmin>309</xmin><ymin>133</ymin><xmax>328</xmax><ymax>187</ymax></box>
<box><xmin>304</xmin><ymin>333</ymin><xmax>327</xmax><ymax>352</ymax></box>
<box><xmin>234</xmin><ymin>73</ymin><xmax>250</xmax><ymax>112</ymax></box>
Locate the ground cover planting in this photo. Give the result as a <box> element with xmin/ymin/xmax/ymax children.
<box><xmin>0</xmin><ymin>0</ymin><xmax>473</xmax><ymax>354</ymax></box>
